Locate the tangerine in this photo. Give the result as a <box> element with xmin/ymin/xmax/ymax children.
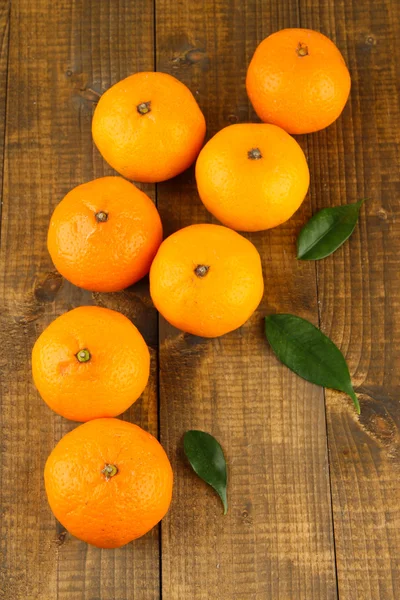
<box><xmin>32</xmin><ymin>306</ymin><xmax>150</xmax><ymax>421</ymax></box>
<box><xmin>45</xmin><ymin>418</ymin><xmax>173</xmax><ymax>548</ymax></box>
<box><xmin>150</xmin><ymin>224</ymin><xmax>264</xmax><ymax>338</ymax></box>
<box><xmin>196</xmin><ymin>123</ymin><xmax>309</xmax><ymax>231</ymax></box>
<box><xmin>47</xmin><ymin>176</ymin><xmax>162</xmax><ymax>292</ymax></box>
<box><xmin>246</xmin><ymin>28</ymin><xmax>351</xmax><ymax>134</ymax></box>
<box><xmin>92</xmin><ymin>72</ymin><xmax>206</xmax><ymax>182</ymax></box>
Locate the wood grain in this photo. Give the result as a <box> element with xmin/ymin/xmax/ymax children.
<box><xmin>0</xmin><ymin>1</ymin><xmax>158</xmax><ymax>599</ymax></box>
<box><xmin>156</xmin><ymin>1</ymin><xmax>337</xmax><ymax>598</ymax></box>
<box><xmin>299</xmin><ymin>0</ymin><xmax>400</xmax><ymax>598</ymax></box>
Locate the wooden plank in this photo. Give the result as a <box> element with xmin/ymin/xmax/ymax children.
<box><xmin>0</xmin><ymin>0</ymin><xmax>9</xmax><ymax>206</ymax></box>
<box><xmin>299</xmin><ymin>1</ymin><xmax>400</xmax><ymax>598</ymax></box>
<box><xmin>156</xmin><ymin>2</ymin><xmax>338</xmax><ymax>598</ymax></box>
<box><xmin>0</xmin><ymin>1</ymin><xmax>159</xmax><ymax>599</ymax></box>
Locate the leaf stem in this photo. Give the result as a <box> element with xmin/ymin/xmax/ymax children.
<box><xmin>350</xmin><ymin>390</ymin><xmax>361</xmax><ymax>415</ymax></box>
<box><xmin>221</xmin><ymin>489</ymin><xmax>228</xmax><ymax>515</ymax></box>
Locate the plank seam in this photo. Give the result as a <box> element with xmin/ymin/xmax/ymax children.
<box><xmin>298</xmin><ymin>1</ymin><xmax>340</xmax><ymax>595</ymax></box>
<box><xmin>316</xmin><ymin>260</ymin><xmax>340</xmax><ymax>599</ymax></box>
<box><xmin>153</xmin><ymin>0</ymin><xmax>163</xmax><ymax>598</ymax></box>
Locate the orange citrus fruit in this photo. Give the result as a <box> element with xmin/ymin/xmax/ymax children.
<box><xmin>246</xmin><ymin>28</ymin><xmax>351</xmax><ymax>134</ymax></box>
<box><xmin>92</xmin><ymin>71</ymin><xmax>206</xmax><ymax>183</ymax></box>
<box><xmin>32</xmin><ymin>306</ymin><xmax>150</xmax><ymax>421</ymax></box>
<box><xmin>45</xmin><ymin>418</ymin><xmax>173</xmax><ymax>548</ymax></box>
<box><xmin>195</xmin><ymin>123</ymin><xmax>309</xmax><ymax>231</ymax></box>
<box><xmin>47</xmin><ymin>176</ymin><xmax>162</xmax><ymax>292</ymax></box>
<box><xmin>150</xmin><ymin>224</ymin><xmax>264</xmax><ymax>337</ymax></box>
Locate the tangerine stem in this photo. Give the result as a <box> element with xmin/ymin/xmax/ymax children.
<box><xmin>76</xmin><ymin>349</ymin><xmax>91</xmax><ymax>363</ymax></box>
<box><xmin>248</xmin><ymin>148</ymin><xmax>262</xmax><ymax>160</ymax></box>
<box><xmin>101</xmin><ymin>464</ymin><xmax>118</xmax><ymax>481</ymax></box>
<box><xmin>137</xmin><ymin>101</ymin><xmax>151</xmax><ymax>115</ymax></box>
<box><xmin>296</xmin><ymin>42</ymin><xmax>309</xmax><ymax>57</ymax></box>
<box><xmin>95</xmin><ymin>211</ymin><xmax>108</xmax><ymax>222</ymax></box>
<box><xmin>194</xmin><ymin>265</ymin><xmax>210</xmax><ymax>278</ymax></box>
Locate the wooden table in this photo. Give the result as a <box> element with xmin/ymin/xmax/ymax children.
<box><xmin>1</xmin><ymin>1</ymin><xmax>399</xmax><ymax>599</ymax></box>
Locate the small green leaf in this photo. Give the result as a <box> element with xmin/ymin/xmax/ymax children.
<box><xmin>297</xmin><ymin>200</ymin><xmax>364</xmax><ymax>260</ymax></box>
<box><xmin>184</xmin><ymin>430</ymin><xmax>228</xmax><ymax>514</ymax></box>
<box><xmin>265</xmin><ymin>314</ymin><xmax>360</xmax><ymax>414</ymax></box>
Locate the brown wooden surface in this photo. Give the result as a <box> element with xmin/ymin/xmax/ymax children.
<box><xmin>0</xmin><ymin>1</ymin><xmax>399</xmax><ymax>599</ymax></box>
<box><xmin>156</xmin><ymin>1</ymin><xmax>337</xmax><ymax>599</ymax></box>
<box><xmin>0</xmin><ymin>1</ymin><xmax>159</xmax><ymax>599</ymax></box>
<box><xmin>301</xmin><ymin>1</ymin><xmax>400</xmax><ymax>598</ymax></box>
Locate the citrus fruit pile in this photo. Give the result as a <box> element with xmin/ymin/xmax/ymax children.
<box><xmin>33</xmin><ymin>28</ymin><xmax>351</xmax><ymax>548</ymax></box>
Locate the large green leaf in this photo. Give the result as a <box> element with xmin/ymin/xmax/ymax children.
<box><xmin>184</xmin><ymin>430</ymin><xmax>228</xmax><ymax>514</ymax></box>
<box><xmin>265</xmin><ymin>314</ymin><xmax>360</xmax><ymax>413</ymax></box>
<box><xmin>297</xmin><ymin>200</ymin><xmax>364</xmax><ymax>260</ymax></box>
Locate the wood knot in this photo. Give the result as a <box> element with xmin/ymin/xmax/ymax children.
<box><xmin>55</xmin><ymin>531</ymin><xmax>67</xmax><ymax>547</ymax></box>
<box><xmin>70</xmin><ymin>73</ymin><xmax>101</xmax><ymax>110</ymax></box>
<box><xmin>241</xmin><ymin>503</ymin><xmax>253</xmax><ymax>525</ymax></box>
<box><xmin>372</xmin><ymin>415</ymin><xmax>395</xmax><ymax>441</ymax></box>
<box><xmin>185</xmin><ymin>48</ymin><xmax>207</xmax><ymax>64</ymax></box>
<box><xmin>358</xmin><ymin>392</ymin><xmax>399</xmax><ymax>450</ymax></box>
<box><xmin>172</xmin><ymin>47</ymin><xmax>208</xmax><ymax>70</ymax></box>
<box><xmin>34</xmin><ymin>272</ymin><xmax>63</xmax><ymax>303</ymax></box>
<box><xmin>377</xmin><ymin>208</ymin><xmax>388</xmax><ymax>220</ymax></box>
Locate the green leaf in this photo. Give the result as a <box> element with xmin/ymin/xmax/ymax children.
<box><xmin>297</xmin><ymin>200</ymin><xmax>364</xmax><ymax>260</ymax></box>
<box><xmin>265</xmin><ymin>314</ymin><xmax>360</xmax><ymax>414</ymax></box>
<box><xmin>184</xmin><ymin>430</ymin><xmax>228</xmax><ymax>514</ymax></box>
